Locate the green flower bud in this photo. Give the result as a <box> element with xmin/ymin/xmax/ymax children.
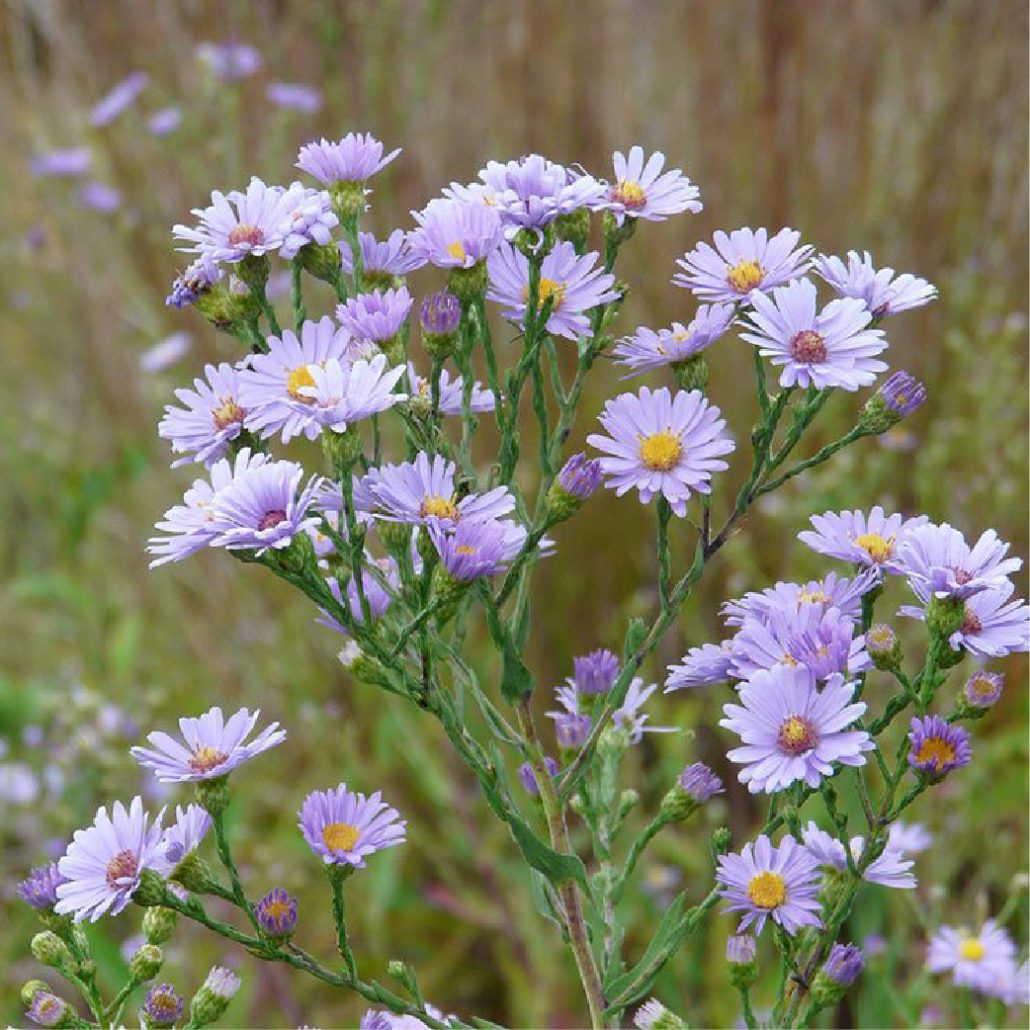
<box><xmin>30</xmin><ymin>931</ymin><xmax>71</xmax><ymax>970</ymax></box>
<box><xmin>554</xmin><ymin>207</ymin><xmax>591</xmax><ymax>250</ymax></box>
<box><xmin>236</xmin><ymin>252</ymin><xmax>270</xmax><ymax>293</ymax></box>
<box><xmin>189</xmin><ymin>967</ymin><xmax>241</xmax><ymax>1027</ymax></box>
<box><xmin>726</xmin><ymin>934</ymin><xmax>759</xmax><ymax>990</ymax></box>
<box><xmin>298</xmin><ymin>241</ymin><xmax>343</xmax><ymax>283</ymax></box>
<box><xmin>658</xmin><ymin>784</ymin><xmax>698</xmax><ymax>824</ymax></box>
<box><xmin>21</xmin><ymin>979</ymin><xmax>50</xmax><ymax>1006</ymax></box>
<box><xmin>710</xmin><ymin>826</ymin><xmax>732</xmax><ymax>855</ymax></box>
<box><xmin>927</xmin><ymin>595</ymin><xmax>966</xmax><ymax>638</ymax></box>
<box><xmin>322</xmin><ymin>427</ymin><xmax>365</xmax><ymax>473</ymax></box>
<box><xmin>617</xmin><ymin>789</ymin><xmax>640</xmax><ymax>822</ymax></box>
<box><xmin>338</xmin><ymin>642</ymin><xmax>390</xmax><ymax>688</ymax></box>
<box><xmin>513</xmin><ymin>224</ymin><xmax>555</xmax><ymax>258</ymax></box>
<box><xmin>447</xmin><ymin>260</ymin><xmax>488</xmax><ymax>303</ymax></box>
<box><xmin>194</xmin><ymin>282</ymin><xmax>259</xmax><ymax>332</ymax></box>
<box><xmin>857</xmin><ymin>393</ymin><xmax>900</xmax><ymax>435</ymax></box>
<box><xmin>378</xmin><ymin>333</ymin><xmax>406</xmax><ymax>366</ymax></box>
<box><xmin>601</xmin><ymin>209</ymin><xmax>638</xmax><ymax>248</ymax></box>
<box><xmin>196</xmin><ymin>776</ymin><xmax>231</xmax><ymax>817</ymax></box>
<box><xmin>865</xmin><ymin>623</ymin><xmax>902</xmax><ymax>671</ymax></box>
<box><xmin>672</xmin><ymin>355</ymin><xmax>709</xmax><ymax>392</ymax></box>
<box><xmin>134</xmin><ymin>867</ymin><xmax>173</xmax><ymax>908</ymax></box>
<box><xmin>171</xmin><ymin>851</ymin><xmax>221</xmax><ymax>895</ymax></box>
<box><xmin>377</xmin><ymin>518</ymin><xmax>414</xmax><ymax>557</ymax></box>
<box><xmin>130</xmin><ymin>943</ymin><xmax>164</xmax><ymax>982</ymax></box>
<box><xmin>330</xmin><ymin>181</ymin><xmax>368</xmax><ymax>222</ymax></box>
<box><xmin>143</xmin><ymin>905</ymin><xmax>179</xmax><ymax>946</ymax></box>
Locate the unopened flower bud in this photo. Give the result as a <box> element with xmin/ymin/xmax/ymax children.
<box><xmin>338</xmin><ymin>642</ymin><xmax>390</xmax><ymax>688</ymax></box>
<box><xmin>255</xmin><ymin>887</ymin><xmax>298</xmax><ymax>940</ymax></box>
<box><xmin>710</xmin><ymin>826</ymin><xmax>732</xmax><ymax>855</ymax></box>
<box><xmin>141</xmin><ymin>982</ymin><xmax>185</xmax><ymax>1029</ymax></box>
<box><xmin>554</xmin><ymin>712</ymin><xmax>591</xmax><ymax>751</ymax></box>
<box><xmin>633</xmin><ymin>996</ymin><xmax>686</xmax><ymax>1029</ymax></box>
<box><xmin>926</xmin><ymin>595</ymin><xmax>966</xmax><ymax>638</ymax></box>
<box><xmin>618</xmin><ymin>789</ymin><xmax>640</xmax><ymax>822</ymax></box>
<box><xmin>554</xmin><ymin>207</ymin><xmax>591</xmax><ymax>250</ymax></box>
<box><xmin>190</xmin><ymin>967</ymin><xmax>241</xmax><ymax>1027</ymax></box>
<box><xmin>420</xmin><ymin>290</ymin><xmax>462</xmax><ymax>360</ymax></box>
<box><xmin>517</xmin><ymin>757</ymin><xmax>559</xmax><ymax>797</ymax></box>
<box><xmin>547</xmin><ymin>453</ymin><xmax>603</xmax><ymax>522</ymax></box>
<box><xmin>21</xmin><ymin>980</ymin><xmax>51</xmax><ymax>1007</ymax></box>
<box><xmin>672</xmin><ymin>355</ymin><xmax>709</xmax><ymax>392</ymax></box>
<box><xmin>329</xmin><ymin>181</ymin><xmax>368</xmax><ymax>223</ymax></box>
<box><xmin>298</xmin><ymin>241</ymin><xmax>343</xmax><ymax>282</ymax></box>
<box><xmin>322</xmin><ymin>427</ymin><xmax>364</xmax><ymax>473</ymax></box>
<box><xmin>142</xmin><ymin>906</ymin><xmax>179</xmax><ymax>946</ymax></box>
<box><xmin>859</xmin><ymin>371</ymin><xmax>927</xmax><ymax>434</ymax></box>
<box><xmin>865</xmin><ymin>623</ymin><xmax>902</xmax><ymax>670</ymax></box>
<box><xmin>30</xmin><ymin>931</ymin><xmax>71</xmax><ymax>970</ymax></box>
<box><xmin>130</xmin><ymin>944</ymin><xmax>164</xmax><ymax>982</ymax></box>
<box><xmin>811</xmin><ymin>943</ymin><xmax>864</xmax><ymax>1008</ymax></box>
<box><xmin>134</xmin><ymin>867</ymin><xmax>172</xmax><ymax>908</ymax></box>
<box><xmin>958</xmin><ymin>670</ymin><xmax>1003</xmax><ymax>716</ymax></box>
<box><xmin>377</xmin><ymin>518</ymin><xmax>413</xmax><ymax>557</ymax></box>
<box><xmin>602</xmin><ymin>209</ymin><xmax>638</xmax><ymax>248</ymax></box>
<box><xmin>726</xmin><ymin>934</ymin><xmax>759</xmax><ymax>990</ymax></box>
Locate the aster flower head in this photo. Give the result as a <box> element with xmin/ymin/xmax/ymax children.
<box><xmin>336</xmin><ymin>286</ymin><xmax>413</xmax><ymax>344</ymax></box>
<box><xmin>298</xmin><ymin>783</ymin><xmax>406</xmax><ymax>867</ymax></box>
<box><xmin>716</xmin><ymin>834</ymin><xmax>823</xmax><ymax>936</ymax></box>
<box><xmin>721</xmin><ymin>569</ymin><xmax>879</xmax><ymax>628</ymax></box>
<box><xmin>159</xmin><ymin>363</ymin><xmax>247</xmax><ymax>467</ymax></box>
<box><xmin>166</xmin><ymin>255</ymin><xmax>222</xmax><ymax>309</ymax></box>
<box><xmin>409</xmin><ymin>197</ymin><xmax>504</xmax><ymax>269</ymax></box>
<box><xmin>574</xmin><ymin>648</ymin><xmax>620</xmax><ymax>696</ymax></box>
<box><xmin>963</xmin><ymin>669</ymin><xmax>1004</xmax><ymax>710</ymax></box>
<box><xmin>665</xmin><ymin>640</ymin><xmax>736</xmax><ymax>690</ymax></box>
<box><xmin>196</xmin><ymin>41</ymin><xmax>262</xmax><ymax>80</ymax></box>
<box><xmin>875</xmin><ymin>370</ymin><xmax>927</xmax><ymax>419</ymax></box>
<box><xmin>297</xmin><ymin>133</ymin><xmax>400</xmax><ymax>185</ymax></box>
<box><xmin>190</xmin><ymin>966</ymin><xmax>242</xmax><ymax>1026</ymax></box>
<box><xmin>405</xmin><ymin>363</ymin><xmax>495</xmax><ymax>416</ymax></box>
<box><xmin>801</xmin><ymin>821</ymin><xmax>916</xmax><ymax>889</ymax></box>
<box><xmin>722</xmin><ymin>666</ymin><xmax>872</xmax><ymax>794</ymax></box>
<box><xmin>18</xmin><ymin>862</ymin><xmax>66</xmax><ymax>911</ymax></box>
<box><xmin>341</xmin><ymin>230</ymin><xmax>426</xmax><ymax>282</ymax></box>
<box><xmin>55</xmin><ymin>797</ymin><xmax>164</xmax><ymax>922</ymax></box>
<box><xmin>813</xmin><ymin>250</ymin><xmax>937</xmax><ymax>318</ymax></box>
<box><xmin>419</xmin><ymin>290</ymin><xmax>462</xmax><ymax>335</ymax></box>
<box><xmin>267</xmin><ymin>81</ymin><xmax>323</xmax><ymax>113</ymax></box>
<box><xmin>679</xmin><ymin>762</ymin><xmax>724</xmax><ymax>803</ymax></box>
<box><xmin>487</xmin><ymin>241</ymin><xmax>620</xmax><ymax>340</ymax></box>
<box><xmin>907</xmin><ymin>715</ymin><xmax>972</xmax><ymax>780</ymax></box>
<box><xmin>673</xmin><ymin>227</ymin><xmax>812</xmax><ymax>303</ymax></box>
<box><xmin>131</xmin><ymin>706</ymin><xmax>285</xmax><ymax>783</ymax></box>
<box><xmin>277</xmin><ymin>186</ymin><xmax>338</xmax><ymax>258</ymax></box>
<box><xmin>142</xmin><ymin>982</ymin><xmax>184</xmax><ymax>1029</ymax></box>
<box><xmin>599</xmin><ymin>146</ymin><xmax>703</xmax><ymax>225</ymax></box>
<box><xmin>553</xmin><ymin>711</ymin><xmax>592</xmax><ymax>749</ymax></box>
<box><xmin>821</xmin><ymin>943</ymin><xmax>865</xmax><ymax>987</ymax></box>
<box><xmin>255</xmin><ymin>887</ymin><xmax>298</xmax><ymax>938</ymax></box>
<box><xmin>556</xmin><ymin>452</ymin><xmax>603</xmax><ymax>501</ymax></box>
<box><xmin>587</xmin><ymin>386</ymin><xmax>734</xmax><ymax>516</ymax></box>
<box><xmin>927</xmin><ymin>921</ymin><xmax>1017</xmax><ymax>994</ymax></box>
<box><xmin>613</xmin><ymin>678</ymin><xmax>676</xmax><ymax>743</ymax></box>
<box><xmin>430</xmin><ymin>517</ymin><xmax>527</xmax><ymax>581</ymax></box>
<box><xmin>152</xmin><ymin>804</ymin><xmax>212</xmax><ymax>876</ymax></box>
<box><xmin>27</xmin><ymin>991</ymin><xmax>73</xmax><ymax>1028</ymax></box>
<box><xmin>90</xmin><ymin>71</ymin><xmax>148</xmax><ymax>127</ymax></box>
<box><xmin>518</xmin><ymin>757</ymin><xmax>560</xmax><ymax>796</ymax></box>
<box><xmin>798</xmin><ymin>506</ymin><xmax>928</xmax><ymax>575</ymax></box>
<box><xmin>612</xmin><ymin>304</ymin><xmax>735</xmax><ymax>376</ymax></box>
<box><xmin>740</xmin><ymin>277</ymin><xmax>888</xmax><ymax>390</ymax></box>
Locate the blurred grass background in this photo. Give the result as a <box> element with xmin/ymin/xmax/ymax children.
<box><xmin>0</xmin><ymin>1</ymin><xmax>1027</xmax><ymax>1027</ymax></box>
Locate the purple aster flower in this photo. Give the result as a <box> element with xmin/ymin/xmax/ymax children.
<box><xmin>409</xmin><ymin>196</ymin><xmax>504</xmax><ymax>269</ymax></box>
<box><xmin>665</xmin><ymin>640</ymin><xmax>736</xmax><ymax>690</ymax></box>
<box><xmin>342</xmin><ymin>230</ymin><xmax>427</xmax><ymax>282</ymax></box>
<box><xmin>518</xmin><ymin>757</ymin><xmax>560</xmax><ymax>796</ymax></box>
<box><xmin>278</xmin><ymin>187</ymin><xmax>338</xmax><ymax>259</ymax></box>
<box><xmin>78</xmin><ymin>182</ymin><xmax>122</xmax><ymax>213</ymax></box>
<box><xmin>27</xmin><ymin>991</ymin><xmax>73</xmax><ymax>1028</ymax></box>
<box><xmin>963</xmin><ymin>669</ymin><xmax>1004</xmax><ymax>710</ymax></box>
<box><xmin>900</xmin><ymin>581</ymin><xmax>1030</xmax><ymax>659</ymax></box>
<box><xmin>673</xmin><ymin>227</ymin><xmax>812</xmax><ymax>303</ymax></box>
<box><xmin>740</xmin><ymin>278</ymin><xmax>888</xmax><ymax>390</ymax></box>
<box><xmin>267</xmin><ymin>81</ymin><xmax>323</xmax><ymax>113</ymax></box>
<box><xmin>142</xmin><ymin>983</ymin><xmax>184</xmax><ymax>1028</ymax></box>
<box><xmin>613</xmin><ymin>678</ymin><xmax>676</xmax><ymax>742</ymax></box>
<box><xmin>152</xmin><ymin>804</ymin><xmax>212</xmax><ymax>876</ymax></box>
<box><xmin>888</xmin><ymin>821</ymin><xmax>933</xmax><ymax>853</ymax></box>
<box><xmin>821</xmin><ymin>943</ymin><xmax>865</xmax><ymax>987</ymax></box>
<box><xmin>716</xmin><ymin>834</ymin><xmax>823</xmax><ymax>936</ymax></box>
<box><xmin>927</xmin><ymin>920</ymin><xmax>1017</xmax><ymax>994</ymax></box>
<box><xmin>147</xmin><ymin>106</ymin><xmax>182</xmax><ymax>136</ymax></box>
<box><xmin>679</xmin><ymin>762</ymin><xmax>724</xmax><ymax>802</ymax></box>
<box><xmin>368</xmin><ymin>452</ymin><xmax>514</xmax><ymax>527</ymax></box>
<box><xmin>90</xmin><ymin>71</ymin><xmax>148</xmax><ymax>127</ymax></box>
<box><xmin>255</xmin><ymin>887</ymin><xmax>298</xmax><ymax>937</ymax></box>
<box><xmin>147</xmin><ymin>449</ymin><xmax>270</xmax><ymax>567</ymax></box>
<box><xmin>159</xmin><ymin>363</ymin><xmax>246</xmax><ymax>467</ymax></box>
<box><xmin>993</xmin><ymin>960</ymin><xmax>1030</xmax><ymax>1006</ymax></box>
<box><xmin>553</xmin><ymin>711</ymin><xmax>592</xmax><ymax>749</ymax></box>
<box><xmin>875</xmin><ymin>370</ymin><xmax>927</xmax><ymax>418</ymax></box>
<box><xmin>419</xmin><ymin>290</ymin><xmax>462</xmax><ymax>335</ymax></box>
<box><xmin>17</xmin><ymin>862</ymin><xmax>66</xmax><ymax>910</ymax></box>
<box><xmin>726</xmin><ymin>934</ymin><xmax>757</xmax><ymax>965</ymax></box>
<box><xmin>486</xmin><ymin>240</ymin><xmax>620</xmax><ymax>340</ymax></box>
<box><xmin>798</xmin><ymin>506</ymin><xmax>929</xmax><ymax>574</ymax></box>
<box><xmin>314</xmin><ymin>474</ymin><xmax>378</xmax><ymax>525</ymax></box>
<box><xmin>896</xmin><ymin>523</ymin><xmax>1022</xmax><ymax>600</ymax></box>
<box><xmin>193</xmin><ymin>966</ymin><xmax>242</xmax><ymax>1022</ymax></box>
<box><xmin>55</xmin><ymin>797</ymin><xmax>164</xmax><ymax>922</ymax></box>
<box><xmin>598</xmin><ymin>146</ymin><xmax>703</xmax><ymax>224</ymax></box>
<box><xmin>297</xmin><ymin>133</ymin><xmax>400</xmax><ymax>185</ymax></box>
<box><xmin>721</xmin><ymin>666</ymin><xmax>873</xmax><ymax>793</ymax></box>
<box><xmin>405</xmin><ymin>363</ymin><xmax>495</xmax><ymax>416</ymax></box>
<box><xmin>336</xmin><ymin>286</ymin><xmax>413</xmax><ymax>344</ymax></box>
<box><xmin>431</xmin><ymin>517</ymin><xmax>528</xmax><ymax>581</ymax></box>
<box><xmin>587</xmin><ymin>386</ymin><xmax>734</xmax><ymax>516</ymax></box>
<box><xmin>131</xmin><ymin>706</ymin><xmax>285</xmax><ymax>783</ymax></box>
<box><xmin>721</xmin><ymin>570</ymin><xmax>878</xmax><ymax>629</ymax></box>
<box><xmin>166</xmin><ymin>255</ymin><xmax>222</xmax><ymax>309</ymax></box>
<box><xmin>140</xmin><ymin>332</ymin><xmax>193</xmax><ymax>373</ymax></box>
<box><xmin>317</xmin><ymin>562</ymin><xmax>398</xmax><ymax>634</ymax></box>
<box><xmin>612</xmin><ymin>304</ymin><xmax>735</xmax><ymax>376</ymax></box>
<box><xmin>196</xmin><ymin>41</ymin><xmax>262</xmax><ymax>81</ymax></box>
<box><xmin>30</xmin><ymin>146</ymin><xmax>91</xmax><ymax>178</ymax></box>
<box><xmin>801</xmin><ymin>821</ymin><xmax>916</xmax><ymax>888</ymax></box>
<box><xmin>238</xmin><ymin>316</ymin><xmax>353</xmax><ymax>442</ymax></box>
<box><xmin>813</xmin><ymin>250</ymin><xmax>937</xmax><ymax>318</ymax></box>
<box><xmin>360</xmin><ymin>1012</ymin><xmax>395</xmax><ymax>1030</ymax></box>
<box><xmin>556</xmin><ymin>452</ymin><xmax>603</xmax><ymax>500</ymax></box>
<box><xmin>574</xmin><ymin>648</ymin><xmax>620</xmax><ymax>695</ymax></box>
<box><xmin>907</xmin><ymin>715</ymin><xmax>972</xmax><ymax>779</ymax></box>
<box><xmin>298</xmin><ymin>783</ymin><xmax>406</xmax><ymax>867</ymax></box>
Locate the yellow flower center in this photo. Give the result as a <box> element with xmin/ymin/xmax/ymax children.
<box><xmin>855</xmin><ymin>532</ymin><xmax>895</xmax><ymax>563</ymax></box>
<box><xmin>521</xmin><ymin>277</ymin><xmax>566</xmax><ymax>309</ymax></box>
<box><xmin>959</xmin><ymin>937</ymin><xmax>986</xmax><ymax>961</ymax></box>
<box><xmin>455</xmin><ymin>544</ymin><xmax>478</xmax><ymax>556</ymax></box>
<box><xmin>798</xmin><ymin>589</ymin><xmax>831</xmax><ymax>606</ymax></box>
<box><xmin>726</xmin><ymin>259</ymin><xmax>764</xmax><ymax>293</ymax></box>
<box><xmin>287</xmin><ymin>365</ymin><xmax>317</xmax><ymax>402</ymax></box>
<box><xmin>420</xmin><ymin>495</ymin><xmax>460</xmax><ymax>521</ymax></box>
<box><xmin>914</xmin><ymin>737</ymin><xmax>956</xmax><ymax>771</ymax></box>
<box><xmin>447</xmin><ymin>241</ymin><xmax>467</xmax><ymax>262</ymax></box>
<box><xmin>612</xmin><ymin>179</ymin><xmax>647</xmax><ymax>210</ymax></box>
<box><xmin>639</xmin><ymin>430</ymin><xmax>683</xmax><ymax>471</ymax></box>
<box><xmin>777</xmin><ymin>715</ymin><xmax>817</xmax><ymax>755</ymax></box>
<box><xmin>747</xmin><ymin>870</ymin><xmax>787</xmax><ymax>910</ymax></box>
<box><xmin>212</xmin><ymin>398</ymin><xmax>245</xmax><ymax>431</ymax></box>
<box><xmin>263</xmin><ymin>898</ymin><xmax>292</xmax><ymax>920</ymax></box>
<box><xmin>189</xmin><ymin>745</ymin><xmax>229</xmax><ymax>774</ymax></box>
<box><xmin>968</xmin><ymin>674</ymin><xmax>995</xmax><ymax>698</ymax></box>
<box><xmin>782</xmin><ymin>653</ymin><xmax>799</xmax><ymax>667</ymax></box>
<box><xmin>867</xmin><ymin>625</ymin><xmax>895</xmax><ymax>649</ymax></box>
<box><xmin>322</xmin><ymin>822</ymin><xmax>361</xmax><ymax>852</ymax></box>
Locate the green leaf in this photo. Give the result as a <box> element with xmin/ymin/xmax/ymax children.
<box><xmin>500</xmin><ymin>632</ymin><xmax>534</xmax><ymax>704</ymax></box>
<box><xmin>622</xmin><ymin>617</ymin><xmax>647</xmax><ymax>661</ymax></box>
<box><xmin>605</xmin><ymin>891</ymin><xmax>690</xmax><ymax>1001</ymax></box>
<box><xmin>508</xmin><ymin>813</ymin><xmax>588</xmax><ymax>891</ymax></box>
<box><xmin>527</xmin><ymin>869</ymin><xmax>563</xmax><ymax>929</ymax></box>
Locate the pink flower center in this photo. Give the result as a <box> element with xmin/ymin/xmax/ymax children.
<box><xmin>777</xmin><ymin>715</ymin><xmax>818</xmax><ymax>755</ymax></box>
<box><xmin>212</xmin><ymin>398</ymin><xmax>245</xmax><ymax>431</ymax></box>
<box><xmin>954</xmin><ymin>568</ymin><xmax>973</xmax><ymax>585</ymax></box>
<box><xmin>960</xmin><ymin>606</ymin><xmax>982</xmax><ymax>635</ymax></box>
<box><xmin>258</xmin><ymin>509</ymin><xmax>288</xmax><ymax>531</ymax></box>
<box><xmin>790</xmin><ymin>330</ymin><xmax>827</xmax><ymax>364</ymax></box>
<box><xmin>227</xmin><ymin>223</ymin><xmax>265</xmax><ymax>248</ymax></box>
<box><xmin>105</xmin><ymin>848</ymin><xmax>138</xmax><ymax>887</ymax></box>
<box><xmin>189</xmin><ymin>745</ymin><xmax>229</xmax><ymax>774</ymax></box>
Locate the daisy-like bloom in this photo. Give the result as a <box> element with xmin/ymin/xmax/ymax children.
<box><xmin>673</xmin><ymin>227</ymin><xmax>812</xmax><ymax>303</ymax></box>
<box><xmin>317</xmin><ymin>562</ymin><xmax>398</xmax><ymax>634</ymax></box>
<box><xmin>574</xmin><ymin>648</ymin><xmax>620</xmax><ymax>695</ymax></box>
<box><xmin>721</xmin><ymin>666</ymin><xmax>873</xmax><ymax>794</ymax></box>
<box><xmin>298</xmin><ymin>783</ymin><xmax>406</xmax><ymax>867</ymax></box>
<box><xmin>598</xmin><ymin>146</ymin><xmax>703</xmax><ymax>225</ymax></box>
<box><xmin>888</xmin><ymin>821</ymin><xmax>933</xmax><ymax>853</ymax></box>
<box><xmin>801</xmin><ymin>821</ymin><xmax>916</xmax><ymax>888</ymax></box>
<box><xmin>798</xmin><ymin>506</ymin><xmax>928</xmax><ymax>575</ymax></box>
<box><xmin>152</xmin><ymin>804</ymin><xmax>212</xmax><ymax>876</ymax></box>
<box><xmin>486</xmin><ymin>240</ymin><xmax>620</xmax><ymax>340</ymax></box>
<box><xmin>587</xmin><ymin>386</ymin><xmax>734</xmax><ymax>516</ymax></box>
<box><xmin>131</xmin><ymin>706</ymin><xmax>286</xmax><ymax>783</ymax></box>
<box><xmin>813</xmin><ymin>250</ymin><xmax>937</xmax><ymax>319</ymax></box>
<box><xmin>267</xmin><ymin>81</ymin><xmax>323</xmax><ymax>113</ymax></box>
<box><xmin>17</xmin><ymin>862</ymin><xmax>66</xmax><ymax>910</ymax></box>
<box><xmin>147</xmin><ymin>449</ymin><xmax>270</xmax><ymax>567</ymax></box>
<box><xmin>740</xmin><ymin>278</ymin><xmax>888</xmax><ymax>390</ymax></box>
<box><xmin>296</xmin><ymin>133</ymin><xmax>400</xmax><ymax>185</ymax></box>
<box><xmin>30</xmin><ymin>146</ymin><xmax>92</xmax><ymax>178</ymax></box>
<box><xmin>721</xmin><ymin>570</ymin><xmax>879</xmax><ymax>628</ymax></box>
<box><xmin>927</xmin><ymin>920</ymin><xmax>1018</xmax><ymax>993</ymax></box>
<box><xmin>477</xmin><ymin>154</ymin><xmax>606</xmax><ymax>231</ymax></box>
<box><xmin>340</xmin><ymin>229</ymin><xmax>426</xmax><ymax>283</ymax></box>
<box><xmin>166</xmin><ymin>254</ymin><xmax>222</xmax><ymax>309</ymax></box>
<box><xmin>611</xmin><ymin>304</ymin><xmax>735</xmax><ymax>377</ymax></box>
<box><xmin>27</xmin><ymin>991</ymin><xmax>73</xmax><ymax>1028</ymax></box>
<box><xmin>159</xmin><ymin>363</ymin><xmax>246</xmax><ymax>467</ymax></box>
<box><xmin>679</xmin><ymin>762</ymin><xmax>724</xmax><ymax>803</ymax></box>
<box><xmin>896</xmin><ymin>523</ymin><xmax>1022</xmax><ymax>601</ymax></box>
<box><xmin>142</xmin><ymin>983</ymin><xmax>185</xmax><ymax>1029</ymax></box>
<box><xmin>255</xmin><ymin>887</ymin><xmax>298</xmax><ymax>938</ymax></box>
<box><xmin>613</xmin><ymin>678</ymin><xmax>677</xmax><ymax>742</ymax></box>
<box><xmin>632</xmin><ymin>998</ymin><xmax>681</xmax><ymax>1030</ymax></box>
<box><xmin>238</xmin><ymin>316</ymin><xmax>353</xmax><ymax>442</ymax></box>
<box><xmin>518</xmin><ymin>756</ymin><xmax>560</xmax><ymax>796</ymax></box>
<box><xmin>405</xmin><ymin>363</ymin><xmax>495</xmax><ymax>416</ymax></box>
<box><xmin>370</xmin><ymin>452</ymin><xmax>514</xmax><ymax>527</ymax></box>
<box><xmin>907</xmin><ymin>715</ymin><xmax>972</xmax><ymax>779</ymax></box>
<box><xmin>147</xmin><ymin>106</ymin><xmax>182</xmax><ymax>136</ymax></box>
<box><xmin>336</xmin><ymin>286</ymin><xmax>413</xmax><ymax>344</ymax></box>
<box><xmin>196</xmin><ymin>41</ymin><xmax>262</xmax><ymax>80</ymax></box>
<box><xmin>90</xmin><ymin>71</ymin><xmax>148</xmax><ymax>127</ymax></box>
<box><xmin>553</xmin><ymin>710</ymin><xmax>592</xmax><ymax>749</ymax></box>
<box><xmin>665</xmin><ymin>640</ymin><xmax>736</xmax><ymax>690</ymax></box>
<box><xmin>962</xmin><ymin>669</ymin><xmax>1004</xmax><ymax>710</ymax></box>
<box><xmin>430</xmin><ymin>517</ymin><xmax>528</xmax><ymax>581</ymax></box>
<box><xmin>409</xmin><ymin>196</ymin><xmax>504</xmax><ymax>269</ymax></box>
<box><xmin>55</xmin><ymin>797</ymin><xmax>164</xmax><ymax>922</ymax></box>
<box><xmin>716</xmin><ymin>834</ymin><xmax>823</xmax><ymax>936</ymax></box>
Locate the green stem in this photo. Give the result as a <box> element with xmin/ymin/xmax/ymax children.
<box><xmin>290</xmin><ymin>257</ymin><xmax>307</xmax><ymax>331</ymax></box>
<box><xmin>212</xmin><ymin>812</ymin><xmax>261</xmax><ymax>935</ymax></box>
<box><xmin>329</xmin><ymin>868</ymin><xmax>358</xmax><ymax>982</ymax></box>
